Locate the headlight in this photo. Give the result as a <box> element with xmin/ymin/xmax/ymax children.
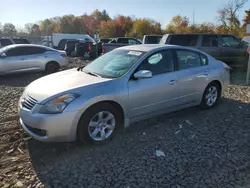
<box><xmin>39</xmin><ymin>93</ymin><xmax>80</xmax><ymax>114</ymax></box>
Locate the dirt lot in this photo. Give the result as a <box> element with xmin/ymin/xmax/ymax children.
<box><xmin>0</xmin><ymin>59</ymin><xmax>250</xmax><ymax>188</ymax></box>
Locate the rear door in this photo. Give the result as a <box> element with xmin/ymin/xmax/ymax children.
<box><xmin>198</xmin><ymin>34</ymin><xmax>221</xmax><ymax>59</ymax></box>
<box><xmin>174</xmin><ymin>49</ymin><xmax>210</xmax><ymax>105</ymax></box>
<box><xmin>23</xmin><ymin>46</ymin><xmax>47</xmax><ymax>70</ymax></box>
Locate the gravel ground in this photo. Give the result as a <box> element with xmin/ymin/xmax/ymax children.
<box><xmin>0</xmin><ymin>59</ymin><xmax>250</xmax><ymax>188</ymax></box>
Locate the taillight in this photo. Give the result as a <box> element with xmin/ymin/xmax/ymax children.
<box><xmin>88</xmin><ymin>44</ymin><xmax>92</xmax><ymax>52</ymax></box>
<box><xmin>60</xmin><ymin>53</ymin><xmax>66</xmax><ymax>57</ymax></box>
<box><xmin>221</xmin><ymin>61</ymin><xmax>231</xmax><ymax>72</ymax></box>
<box><xmin>102</xmin><ymin>43</ymin><xmax>104</xmax><ymax>53</ymax></box>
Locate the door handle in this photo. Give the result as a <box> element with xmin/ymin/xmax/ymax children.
<box><xmin>202</xmin><ymin>71</ymin><xmax>209</xmax><ymax>76</ymax></box>
<box><xmin>169</xmin><ymin>80</ymin><xmax>176</xmax><ymax>85</ymax></box>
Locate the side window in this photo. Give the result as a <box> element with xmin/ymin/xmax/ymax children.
<box><xmin>176</xmin><ymin>50</ymin><xmax>202</xmax><ymax>70</ymax></box>
<box><xmin>136</xmin><ymin>40</ymin><xmax>142</xmax><ymax>44</ymax></box>
<box><xmin>201</xmin><ymin>35</ymin><xmax>218</xmax><ymax>47</ymax></box>
<box><xmin>170</xmin><ymin>35</ymin><xmax>198</xmax><ymax>46</ymax></box>
<box><xmin>26</xmin><ymin>47</ymin><xmax>46</xmax><ymax>54</ymax></box>
<box><xmin>138</xmin><ymin>50</ymin><xmax>174</xmax><ymax>75</ymax></box>
<box><xmin>128</xmin><ymin>39</ymin><xmax>137</xmax><ymax>45</ymax></box>
<box><xmin>5</xmin><ymin>47</ymin><xmax>23</xmax><ymax>56</ymax></box>
<box><xmin>118</xmin><ymin>38</ymin><xmax>128</xmax><ymax>44</ymax></box>
<box><xmin>200</xmin><ymin>53</ymin><xmax>208</xmax><ymax>66</ymax></box>
<box><xmin>1</xmin><ymin>39</ymin><xmax>12</xmax><ymax>47</ymax></box>
<box><xmin>221</xmin><ymin>35</ymin><xmax>240</xmax><ymax>47</ymax></box>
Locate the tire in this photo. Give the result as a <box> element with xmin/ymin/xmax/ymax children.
<box><xmin>200</xmin><ymin>82</ymin><xmax>221</xmax><ymax>110</ymax></box>
<box><xmin>77</xmin><ymin>103</ymin><xmax>123</xmax><ymax>144</ymax></box>
<box><xmin>45</xmin><ymin>62</ymin><xmax>59</xmax><ymax>74</ymax></box>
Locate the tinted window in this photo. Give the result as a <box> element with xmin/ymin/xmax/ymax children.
<box><xmin>221</xmin><ymin>35</ymin><xmax>240</xmax><ymax>47</ymax></box>
<box><xmin>58</xmin><ymin>39</ymin><xmax>69</xmax><ymax>50</ymax></box>
<box><xmin>138</xmin><ymin>50</ymin><xmax>174</xmax><ymax>75</ymax></box>
<box><xmin>146</xmin><ymin>36</ymin><xmax>162</xmax><ymax>44</ymax></box>
<box><xmin>128</xmin><ymin>39</ymin><xmax>137</xmax><ymax>44</ymax></box>
<box><xmin>202</xmin><ymin>35</ymin><xmax>218</xmax><ymax>47</ymax></box>
<box><xmin>25</xmin><ymin>47</ymin><xmax>47</xmax><ymax>54</ymax></box>
<box><xmin>6</xmin><ymin>47</ymin><xmax>25</xmax><ymax>56</ymax></box>
<box><xmin>170</xmin><ymin>35</ymin><xmax>198</xmax><ymax>46</ymax></box>
<box><xmin>6</xmin><ymin>46</ymin><xmax>46</xmax><ymax>56</ymax></box>
<box><xmin>118</xmin><ymin>38</ymin><xmax>128</xmax><ymax>44</ymax></box>
<box><xmin>13</xmin><ymin>39</ymin><xmax>30</xmax><ymax>44</ymax></box>
<box><xmin>1</xmin><ymin>39</ymin><xmax>12</xmax><ymax>46</ymax></box>
<box><xmin>176</xmin><ymin>50</ymin><xmax>201</xmax><ymax>70</ymax></box>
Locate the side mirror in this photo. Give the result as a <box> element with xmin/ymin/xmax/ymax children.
<box><xmin>0</xmin><ymin>53</ymin><xmax>6</xmax><ymax>58</ymax></box>
<box><xmin>133</xmin><ymin>70</ymin><xmax>152</xmax><ymax>79</ymax></box>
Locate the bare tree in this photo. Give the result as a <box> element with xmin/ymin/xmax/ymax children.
<box><xmin>217</xmin><ymin>0</ymin><xmax>248</xmax><ymax>31</ymax></box>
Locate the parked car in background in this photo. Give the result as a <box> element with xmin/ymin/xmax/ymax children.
<box><xmin>160</xmin><ymin>34</ymin><xmax>248</xmax><ymax>69</ymax></box>
<box><xmin>0</xmin><ymin>37</ymin><xmax>30</xmax><ymax>48</ymax></box>
<box><xmin>19</xmin><ymin>44</ymin><xmax>229</xmax><ymax>144</ymax></box>
<box><xmin>102</xmin><ymin>37</ymin><xmax>141</xmax><ymax>53</ymax></box>
<box><xmin>242</xmin><ymin>36</ymin><xmax>250</xmax><ymax>44</ymax></box>
<box><xmin>0</xmin><ymin>44</ymin><xmax>68</xmax><ymax>75</ymax></box>
<box><xmin>65</xmin><ymin>39</ymin><xmax>82</xmax><ymax>56</ymax></box>
<box><xmin>98</xmin><ymin>38</ymin><xmax>112</xmax><ymax>43</ymax></box>
<box><xmin>142</xmin><ymin>35</ymin><xmax>163</xmax><ymax>44</ymax></box>
<box><xmin>52</xmin><ymin>33</ymin><xmax>95</xmax><ymax>49</ymax></box>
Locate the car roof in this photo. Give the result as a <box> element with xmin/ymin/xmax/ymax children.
<box><xmin>4</xmin><ymin>44</ymin><xmax>54</xmax><ymax>49</ymax></box>
<box><xmin>118</xmin><ymin>44</ymin><xmax>203</xmax><ymax>53</ymax></box>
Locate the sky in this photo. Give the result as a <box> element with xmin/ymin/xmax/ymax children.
<box><xmin>1</xmin><ymin>0</ymin><xmax>250</xmax><ymax>29</ymax></box>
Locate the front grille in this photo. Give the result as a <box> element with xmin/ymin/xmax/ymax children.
<box><xmin>21</xmin><ymin>95</ymin><xmax>38</xmax><ymax>110</ymax></box>
<box><xmin>26</xmin><ymin>124</ymin><xmax>47</xmax><ymax>136</ymax></box>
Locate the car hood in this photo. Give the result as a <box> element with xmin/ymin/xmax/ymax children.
<box><xmin>25</xmin><ymin>68</ymin><xmax>111</xmax><ymax>102</ymax></box>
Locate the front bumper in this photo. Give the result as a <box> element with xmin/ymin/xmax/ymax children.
<box><xmin>19</xmin><ymin>108</ymin><xmax>80</xmax><ymax>142</ymax></box>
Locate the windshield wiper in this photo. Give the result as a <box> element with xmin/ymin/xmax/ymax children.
<box><xmin>77</xmin><ymin>66</ymin><xmax>85</xmax><ymax>71</ymax></box>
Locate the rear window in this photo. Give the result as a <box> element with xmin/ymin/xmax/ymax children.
<box><xmin>170</xmin><ymin>35</ymin><xmax>198</xmax><ymax>46</ymax></box>
<box><xmin>0</xmin><ymin>39</ymin><xmax>12</xmax><ymax>46</ymax></box>
<box><xmin>12</xmin><ymin>39</ymin><xmax>30</xmax><ymax>44</ymax></box>
<box><xmin>146</xmin><ymin>36</ymin><xmax>162</xmax><ymax>44</ymax></box>
<box><xmin>67</xmin><ymin>41</ymin><xmax>79</xmax><ymax>45</ymax></box>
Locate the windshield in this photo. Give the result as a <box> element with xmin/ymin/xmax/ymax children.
<box><xmin>83</xmin><ymin>49</ymin><xmax>145</xmax><ymax>78</ymax></box>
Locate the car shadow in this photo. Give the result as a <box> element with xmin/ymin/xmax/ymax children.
<box><xmin>0</xmin><ymin>72</ymin><xmax>44</xmax><ymax>87</ymax></box>
<box><xmin>27</xmin><ymin>96</ymin><xmax>250</xmax><ymax>187</ymax></box>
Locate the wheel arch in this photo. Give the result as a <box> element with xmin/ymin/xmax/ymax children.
<box><xmin>208</xmin><ymin>80</ymin><xmax>222</xmax><ymax>97</ymax></box>
<box><xmin>75</xmin><ymin>100</ymin><xmax>126</xmax><ymax>142</ymax></box>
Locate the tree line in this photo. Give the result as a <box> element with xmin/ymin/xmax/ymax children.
<box><xmin>0</xmin><ymin>0</ymin><xmax>249</xmax><ymax>39</ymax></box>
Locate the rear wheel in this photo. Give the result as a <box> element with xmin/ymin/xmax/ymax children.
<box><xmin>200</xmin><ymin>82</ymin><xmax>221</xmax><ymax>109</ymax></box>
<box><xmin>77</xmin><ymin>103</ymin><xmax>123</xmax><ymax>144</ymax></box>
<box><xmin>45</xmin><ymin>62</ymin><xmax>59</xmax><ymax>74</ymax></box>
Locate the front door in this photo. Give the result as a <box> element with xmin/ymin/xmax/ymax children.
<box><xmin>2</xmin><ymin>47</ymin><xmax>28</xmax><ymax>73</ymax></box>
<box><xmin>198</xmin><ymin>35</ymin><xmax>221</xmax><ymax>60</ymax></box>
<box><xmin>128</xmin><ymin>50</ymin><xmax>180</xmax><ymax>120</ymax></box>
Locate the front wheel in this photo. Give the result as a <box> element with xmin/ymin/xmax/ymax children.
<box><xmin>200</xmin><ymin>82</ymin><xmax>220</xmax><ymax>109</ymax></box>
<box><xmin>77</xmin><ymin>103</ymin><xmax>122</xmax><ymax>144</ymax></box>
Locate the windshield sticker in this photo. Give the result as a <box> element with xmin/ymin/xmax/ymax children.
<box><xmin>128</xmin><ymin>51</ymin><xmax>142</xmax><ymax>56</ymax></box>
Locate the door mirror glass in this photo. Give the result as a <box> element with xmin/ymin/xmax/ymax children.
<box><xmin>0</xmin><ymin>53</ymin><xmax>6</xmax><ymax>58</ymax></box>
<box><xmin>134</xmin><ymin>70</ymin><xmax>152</xmax><ymax>79</ymax></box>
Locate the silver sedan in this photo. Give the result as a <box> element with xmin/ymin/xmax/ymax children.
<box><xmin>19</xmin><ymin>44</ymin><xmax>230</xmax><ymax>144</ymax></box>
<box><xmin>0</xmin><ymin>44</ymin><xmax>68</xmax><ymax>75</ymax></box>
